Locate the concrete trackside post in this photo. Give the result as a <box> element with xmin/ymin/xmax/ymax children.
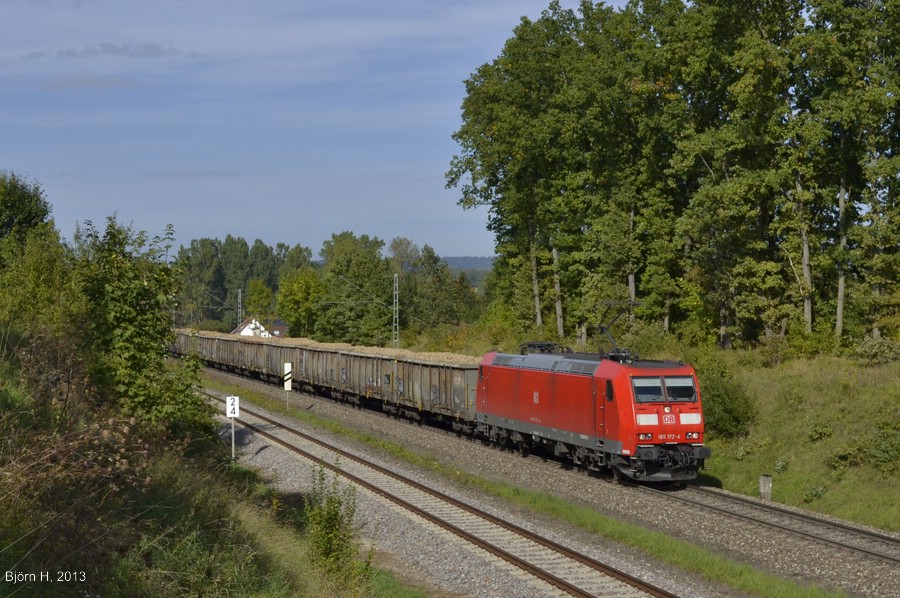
<box><xmin>759</xmin><ymin>474</ymin><xmax>772</xmax><ymax>501</ymax></box>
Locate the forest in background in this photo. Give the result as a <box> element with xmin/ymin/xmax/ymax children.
<box><xmin>173</xmin><ymin>233</ymin><xmax>482</xmax><ymax>347</ymax></box>
<box><xmin>446</xmin><ymin>0</ymin><xmax>899</xmax><ymax>350</ymax></box>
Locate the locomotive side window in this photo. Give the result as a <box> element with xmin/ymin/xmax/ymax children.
<box><xmin>605</xmin><ymin>380</ymin><xmax>614</xmax><ymax>402</ymax></box>
<box><xmin>664</xmin><ymin>376</ymin><xmax>697</xmax><ymax>402</ymax></box>
<box><xmin>632</xmin><ymin>377</ymin><xmax>665</xmax><ymax>403</ymax></box>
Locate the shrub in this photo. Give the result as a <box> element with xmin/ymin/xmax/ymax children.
<box><xmin>689</xmin><ymin>349</ymin><xmax>755</xmax><ymax>439</ymax></box>
<box><xmin>808</xmin><ymin>423</ymin><xmax>833</xmax><ymax>442</ymax></box>
<box><xmin>827</xmin><ymin>419</ymin><xmax>899</xmax><ymax>476</ymax></box>
<box><xmin>852</xmin><ymin>336</ymin><xmax>900</xmax><ymax>365</ymax></box>
<box><xmin>306</xmin><ymin>464</ymin><xmax>371</xmax><ymax>586</ymax></box>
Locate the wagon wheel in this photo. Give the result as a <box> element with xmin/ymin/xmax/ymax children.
<box><xmin>612</xmin><ymin>467</ymin><xmax>623</xmax><ymax>484</ymax></box>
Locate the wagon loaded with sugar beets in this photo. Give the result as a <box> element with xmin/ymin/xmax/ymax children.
<box><xmin>175</xmin><ymin>329</ymin><xmax>710</xmax><ymax>482</ymax></box>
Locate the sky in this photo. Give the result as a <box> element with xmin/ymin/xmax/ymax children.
<box><xmin>2</xmin><ymin>0</ymin><xmax>625</xmax><ymax>258</ymax></box>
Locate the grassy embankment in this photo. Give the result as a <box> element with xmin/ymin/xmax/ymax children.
<box><xmin>204</xmin><ymin>353</ymin><xmax>900</xmax><ymax>598</ymax></box>
<box><xmin>704</xmin><ymin>356</ymin><xmax>899</xmax><ymax>530</ymax></box>
<box><xmin>0</xmin><ymin>368</ymin><xmax>429</xmax><ymax>598</ymax></box>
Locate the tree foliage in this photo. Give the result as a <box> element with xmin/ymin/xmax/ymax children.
<box><xmin>0</xmin><ymin>170</ymin><xmax>51</xmax><ymax>246</ymax></box>
<box><xmin>447</xmin><ymin>0</ymin><xmax>899</xmax><ymax>348</ymax></box>
<box><xmin>75</xmin><ymin>217</ymin><xmax>208</xmax><ymax>430</ymax></box>
<box><xmin>277</xmin><ymin>266</ymin><xmax>324</xmax><ymax>337</ymax></box>
<box><xmin>315</xmin><ymin>232</ymin><xmax>392</xmax><ymax>345</ymax></box>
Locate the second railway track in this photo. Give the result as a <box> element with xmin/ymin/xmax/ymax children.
<box><xmin>639</xmin><ymin>485</ymin><xmax>900</xmax><ymax>568</ymax></box>
<box><xmin>205</xmin><ymin>390</ymin><xmax>679</xmax><ymax>598</ymax></box>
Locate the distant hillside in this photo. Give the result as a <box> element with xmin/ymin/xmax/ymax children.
<box><xmin>443</xmin><ymin>256</ymin><xmax>494</xmax><ymax>271</ymax></box>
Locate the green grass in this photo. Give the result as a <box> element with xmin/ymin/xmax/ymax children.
<box><xmin>705</xmin><ymin>356</ymin><xmax>899</xmax><ymax>531</ymax></box>
<box><xmin>203</xmin><ymin>374</ymin><xmax>846</xmax><ymax>598</ymax></box>
<box><xmin>203</xmin><ymin>377</ymin><xmax>437</xmax><ymax>597</ymax></box>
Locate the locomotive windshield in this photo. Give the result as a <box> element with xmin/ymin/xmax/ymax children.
<box><xmin>632</xmin><ymin>376</ymin><xmax>697</xmax><ymax>403</ymax></box>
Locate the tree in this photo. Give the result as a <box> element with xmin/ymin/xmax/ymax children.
<box><xmin>407</xmin><ymin>245</ymin><xmax>462</xmax><ymax>330</ymax></box>
<box><xmin>315</xmin><ymin>232</ymin><xmax>392</xmax><ymax>345</ymax></box>
<box><xmin>0</xmin><ymin>222</ymin><xmax>78</xmax><ymax>336</ymax></box>
<box><xmin>277</xmin><ymin>266</ymin><xmax>324</xmax><ymax>337</ymax></box>
<box><xmin>220</xmin><ymin>235</ymin><xmax>250</xmax><ymax>327</ymax></box>
<box><xmin>446</xmin><ymin>0</ymin><xmax>898</xmax><ymax>348</ymax></box>
<box><xmin>852</xmin><ymin>0</ymin><xmax>900</xmax><ymax>340</ymax></box>
<box><xmin>448</xmin><ymin>2</ymin><xmax>581</xmax><ymax>333</ymax></box>
<box><xmin>245</xmin><ymin>278</ymin><xmax>274</xmax><ymax>322</ymax></box>
<box><xmin>0</xmin><ymin>170</ymin><xmax>51</xmax><ymax>246</ymax></box>
<box><xmin>75</xmin><ymin>217</ymin><xmax>207</xmax><ymax>430</ymax></box>
<box><xmin>277</xmin><ymin>242</ymin><xmax>314</xmax><ymax>280</ymax></box>
<box><xmin>248</xmin><ymin>238</ymin><xmax>278</xmax><ymax>290</ymax></box>
<box><xmin>174</xmin><ymin>237</ymin><xmax>225</xmax><ymax>325</ymax></box>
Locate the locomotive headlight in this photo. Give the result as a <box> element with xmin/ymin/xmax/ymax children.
<box><xmin>664</xmin><ymin>406</ymin><xmax>672</xmax><ymax>414</ymax></box>
<box><xmin>638</xmin><ymin>433</ymin><xmax>653</xmax><ymax>441</ymax></box>
<box><xmin>686</xmin><ymin>432</ymin><xmax>700</xmax><ymax>440</ymax></box>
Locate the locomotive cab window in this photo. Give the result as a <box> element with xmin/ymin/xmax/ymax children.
<box><xmin>632</xmin><ymin>377</ymin><xmax>665</xmax><ymax>403</ymax></box>
<box><xmin>664</xmin><ymin>376</ymin><xmax>697</xmax><ymax>402</ymax></box>
<box><xmin>605</xmin><ymin>380</ymin><xmax>614</xmax><ymax>402</ymax></box>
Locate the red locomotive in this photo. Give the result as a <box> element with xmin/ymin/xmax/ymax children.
<box><xmin>476</xmin><ymin>348</ymin><xmax>710</xmax><ymax>482</ymax></box>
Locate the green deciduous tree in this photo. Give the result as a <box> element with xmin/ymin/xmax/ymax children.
<box><xmin>0</xmin><ymin>222</ymin><xmax>79</xmax><ymax>338</ymax></box>
<box><xmin>245</xmin><ymin>278</ymin><xmax>274</xmax><ymax>322</ymax></box>
<box><xmin>315</xmin><ymin>232</ymin><xmax>392</xmax><ymax>345</ymax></box>
<box><xmin>174</xmin><ymin>237</ymin><xmax>226</xmax><ymax>325</ymax></box>
<box><xmin>277</xmin><ymin>265</ymin><xmax>324</xmax><ymax>338</ymax></box>
<box><xmin>75</xmin><ymin>217</ymin><xmax>208</xmax><ymax>430</ymax></box>
<box><xmin>448</xmin><ymin>1</ymin><xmax>581</xmax><ymax>334</ymax></box>
<box><xmin>277</xmin><ymin>242</ymin><xmax>314</xmax><ymax>280</ymax></box>
<box><xmin>248</xmin><ymin>238</ymin><xmax>278</xmax><ymax>290</ymax></box>
<box><xmin>220</xmin><ymin>235</ymin><xmax>250</xmax><ymax>327</ymax></box>
<box><xmin>0</xmin><ymin>171</ymin><xmax>51</xmax><ymax>246</ymax></box>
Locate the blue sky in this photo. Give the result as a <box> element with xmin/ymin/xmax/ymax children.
<box><xmin>2</xmin><ymin>0</ymin><xmax>624</xmax><ymax>258</ymax></box>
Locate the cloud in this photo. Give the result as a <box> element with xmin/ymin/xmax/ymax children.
<box><xmin>42</xmin><ymin>74</ymin><xmax>144</xmax><ymax>91</ymax></box>
<box><xmin>20</xmin><ymin>42</ymin><xmax>205</xmax><ymax>61</ymax></box>
<box><xmin>141</xmin><ymin>169</ymin><xmax>239</xmax><ymax>179</ymax></box>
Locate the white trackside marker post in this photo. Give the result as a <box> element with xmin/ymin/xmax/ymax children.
<box><xmin>284</xmin><ymin>362</ymin><xmax>292</xmax><ymax>408</ymax></box>
<box><xmin>226</xmin><ymin>395</ymin><xmax>240</xmax><ymax>460</ymax></box>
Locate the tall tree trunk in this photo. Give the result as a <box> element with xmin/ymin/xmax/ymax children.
<box><xmin>551</xmin><ymin>245</ymin><xmax>564</xmax><ymax>337</ymax></box>
<box><xmin>663</xmin><ymin>299</ymin><xmax>671</xmax><ymax>333</ymax></box>
<box><xmin>796</xmin><ymin>175</ymin><xmax>813</xmax><ymax>334</ymax></box>
<box><xmin>628</xmin><ymin>204</ymin><xmax>636</xmax><ymax>316</ymax></box>
<box><xmin>530</xmin><ymin>233</ymin><xmax>542</xmax><ymax>328</ymax></box>
<box><xmin>835</xmin><ymin>167</ymin><xmax>847</xmax><ymax>339</ymax></box>
<box><xmin>801</xmin><ymin>226</ymin><xmax>812</xmax><ymax>334</ymax></box>
<box><xmin>719</xmin><ymin>304</ymin><xmax>732</xmax><ymax>348</ymax></box>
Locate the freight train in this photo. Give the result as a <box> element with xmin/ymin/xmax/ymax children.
<box><xmin>174</xmin><ymin>330</ymin><xmax>711</xmax><ymax>482</ymax></box>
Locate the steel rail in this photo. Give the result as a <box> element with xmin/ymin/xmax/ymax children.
<box><xmin>207</xmin><ymin>391</ymin><xmax>678</xmax><ymax>598</ymax></box>
<box><xmin>640</xmin><ymin>485</ymin><xmax>900</xmax><ymax>567</ymax></box>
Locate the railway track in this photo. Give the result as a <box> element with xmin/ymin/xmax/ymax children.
<box><xmin>640</xmin><ymin>484</ymin><xmax>900</xmax><ymax>567</ymax></box>
<box><xmin>205</xmin><ymin>390</ymin><xmax>679</xmax><ymax>598</ymax></box>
